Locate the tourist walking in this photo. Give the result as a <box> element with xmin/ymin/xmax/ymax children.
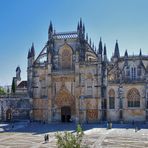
<box><xmin>44</xmin><ymin>134</ymin><xmax>47</xmax><ymax>142</ymax></box>
<box><xmin>46</xmin><ymin>134</ymin><xmax>49</xmax><ymax>142</ymax></box>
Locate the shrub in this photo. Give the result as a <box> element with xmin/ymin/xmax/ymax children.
<box><xmin>55</xmin><ymin>124</ymin><xmax>84</xmax><ymax>148</ymax></box>
<box><xmin>0</xmin><ymin>87</ymin><xmax>6</xmax><ymax>95</ymax></box>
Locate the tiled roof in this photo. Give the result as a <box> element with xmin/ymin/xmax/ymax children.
<box><xmin>17</xmin><ymin>81</ymin><xmax>27</xmax><ymax>88</ymax></box>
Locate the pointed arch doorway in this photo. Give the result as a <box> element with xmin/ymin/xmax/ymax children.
<box><xmin>61</xmin><ymin>106</ymin><xmax>71</xmax><ymax>122</ymax></box>
<box><xmin>55</xmin><ymin>84</ymin><xmax>75</xmax><ymax>122</ymax></box>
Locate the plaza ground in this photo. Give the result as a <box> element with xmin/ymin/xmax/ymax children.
<box><xmin>0</xmin><ymin>122</ymin><xmax>148</xmax><ymax>148</ymax></box>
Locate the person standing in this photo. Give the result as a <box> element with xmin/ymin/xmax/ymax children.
<box><xmin>44</xmin><ymin>134</ymin><xmax>47</xmax><ymax>142</ymax></box>
<box><xmin>46</xmin><ymin>134</ymin><xmax>49</xmax><ymax>142</ymax></box>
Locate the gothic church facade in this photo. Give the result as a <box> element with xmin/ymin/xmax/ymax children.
<box><xmin>27</xmin><ymin>19</ymin><xmax>148</xmax><ymax>123</ymax></box>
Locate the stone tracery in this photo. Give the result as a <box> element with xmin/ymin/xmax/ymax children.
<box><xmin>59</xmin><ymin>43</ymin><xmax>73</xmax><ymax>69</ymax></box>
<box><xmin>127</xmin><ymin>88</ymin><xmax>140</xmax><ymax>107</ymax></box>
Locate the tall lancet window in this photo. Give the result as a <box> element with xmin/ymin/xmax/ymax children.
<box><xmin>86</xmin><ymin>73</ymin><xmax>93</xmax><ymax>97</ymax></box>
<box><xmin>109</xmin><ymin>89</ymin><xmax>115</xmax><ymax>109</ymax></box>
<box><xmin>127</xmin><ymin>88</ymin><xmax>140</xmax><ymax>107</ymax></box>
<box><xmin>137</xmin><ymin>66</ymin><xmax>142</xmax><ymax>78</ymax></box>
<box><xmin>131</xmin><ymin>67</ymin><xmax>136</xmax><ymax>80</ymax></box>
<box><xmin>125</xmin><ymin>66</ymin><xmax>130</xmax><ymax>77</ymax></box>
<box><xmin>59</xmin><ymin>44</ymin><xmax>73</xmax><ymax>70</ymax></box>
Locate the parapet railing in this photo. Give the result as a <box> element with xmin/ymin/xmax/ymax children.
<box><xmin>108</xmin><ymin>78</ymin><xmax>146</xmax><ymax>84</ymax></box>
<box><xmin>0</xmin><ymin>94</ymin><xmax>29</xmax><ymax>98</ymax></box>
<box><xmin>53</xmin><ymin>31</ymin><xmax>78</xmax><ymax>39</ymax></box>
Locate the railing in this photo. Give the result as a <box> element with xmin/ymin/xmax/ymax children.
<box><xmin>119</xmin><ymin>55</ymin><xmax>148</xmax><ymax>60</ymax></box>
<box><xmin>108</xmin><ymin>77</ymin><xmax>146</xmax><ymax>84</ymax></box>
<box><xmin>79</xmin><ymin>61</ymin><xmax>98</xmax><ymax>65</ymax></box>
<box><xmin>52</xmin><ymin>69</ymin><xmax>75</xmax><ymax>75</ymax></box>
<box><xmin>0</xmin><ymin>94</ymin><xmax>29</xmax><ymax>98</ymax></box>
<box><xmin>53</xmin><ymin>31</ymin><xmax>78</xmax><ymax>39</ymax></box>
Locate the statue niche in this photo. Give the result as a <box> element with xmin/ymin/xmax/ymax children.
<box><xmin>59</xmin><ymin>43</ymin><xmax>73</xmax><ymax>69</ymax></box>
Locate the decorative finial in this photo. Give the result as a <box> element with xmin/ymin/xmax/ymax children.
<box><xmin>89</xmin><ymin>38</ymin><xmax>91</xmax><ymax>46</ymax></box>
<box><xmin>104</xmin><ymin>44</ymin><xmax>107</xmax><ymax>55</ymax></box>
<box><xmin>86</xmin><ymin>33</ymin><xmax>88</xmax><ymax>41</ymax></box>
<box><xmin>124</xmin><ymin>49</ymin><xmax>128</xmax><ymax>57</ymax></box>
<box><xmin>98</xmin><ymin>38</ymin><xmax>103</xmax><ymax>55</ymax></box>
<box><xmin>114</xmin><ymin>40</ymin><xmax>120</xmax><ymax>58</ymax></box>
<box><xmin>139</xmin><ymin>48</ymin><xmax>142</xmax><ymax>56</ymax></box>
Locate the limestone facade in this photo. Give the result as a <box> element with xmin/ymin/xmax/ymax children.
<box><xmin>27</xmin><ymin>20</ymin><xmax>148</xmax><ymax>123</ymax></box>
<box><xmin>0</xmin><ymin>96</ymin><xmax>31</xmax><ymax>121</ymax></box>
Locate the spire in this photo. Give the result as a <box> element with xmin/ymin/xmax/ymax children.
<box><xmin>104</xmin><ymin>44</ymin><xmax>107</xmax><ymax>62</ymax></box>
<box><xmin>78</xmin><ymin>18</ymin><xmax>85</xmax><ymax>40</ymax></box>
<box><xmin>98</xmin><ymin>37</ymin><xmax>103</xmax><ymax>54</ymax></box>
<box><xmin>139</xmin><ymin>48</ymin><xmax>142</xmax><ymax>56</ymax></box>
<box><xmin>124</xmin><ymin>49</ymin><xmax>128</xmax><ymax>57</ymax></box>
<box><xmin>27</xmin><ymin>49</ymin><xmax>31</xmax><ymax>59</ymax></box>
<box><xmin>104</xmin><ymin>44</ymin><xmax>107</xmax><ymax>55</ymax></box>
<box><xmin>31</xmin><ymin>43</ymin><xmax>35</xmax><ymax>57</ymax></box>
<box><xmin>86</xmin><ymin>33</ymin><xmax>88</xmax><ymax>41</ymax></box>
<box><xmin>77</xmin><ymin>22</ymin><xmax>80</xmax><ymax>31</ymax></box>
<box><xmin>16</xmin><ymin>66</ymin><xmax>21</xmax><ymax>72</ymax></box>
<box><xmin>79</xmin><ymin>18</ymin><xmax>82</xmax><ymax>29</ymax></box>
<box><xmin>83</xmin><ymin>23</ymin><xmax>85</xmax><ymax>34</ymax></box>
<box><xmin>95</xmin><ymin>46</ymin><xmax>97</xmax><ymax>53</ymax></box>
<box><xmin>89</xmin><ymin>38</ymin><xmax>91</xmax><ymax>46</ymax></box>
<box><xmin>48</xmin><ymin>21</ymin><xmax>53</xmax><ymax>39</ymax></box>
<box><xmin>16</xmin><ymin>66</ymin><xmax>21</xmax><ymax>81</ymax></box>
<box><xmin>48</xmin><ymin>21</ymin><xmax>53</xmax><ymax>33</ymax></box>
<box><xmin>92</xmin><ymin>42</ymin><xmax>94</xmax><ymax>49</ymax></box>
<box><xmin>114</xmin><ymin>40</ymin><xmax>120</xmax><ymax>58</ymax></box>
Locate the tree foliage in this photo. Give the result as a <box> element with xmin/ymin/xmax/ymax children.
<box><xmin>55</xmin><ymin>124</ymin><xmax>85</xmax><ymax>148</ymax></box>
<box><xmin>11</xmin><ymin>79</ymin><xmax>16</xmax><ymax>94</ymax></box>
<box><xmin>0</xmin><ymin>87</ymin><xmax>6</xmax><ymax>95</ymax></box>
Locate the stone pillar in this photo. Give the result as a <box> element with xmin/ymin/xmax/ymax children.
<box><xmin>97</xmin><ymin>62</ymin><xmax>102</xmax><ymax>121</ymax></box>
<box><xmin>47</xmin><ymin>63</ymin><xmax>52</xmax><ymax>123</ymax></box>
<box><xmin>75</xmin><ymin>62</ymin><xmax>80</xmax><ymax>123</ymax></box>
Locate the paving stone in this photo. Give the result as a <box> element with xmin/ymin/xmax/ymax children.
<box><xmin>0</xmin><ymin>122</ymin><xmax>148</xmax><ymax>147</ymax></box>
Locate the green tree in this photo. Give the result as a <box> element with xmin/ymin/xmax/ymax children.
<box><xmin>0</xmin><ymin>87</ymin><xmax>6</xmax><ymax>95</ymax></box>
<box><xmin>55</xmin><ymin>124</ymin><xmax>85</xmax><ymax>148</ymax></box>
<box><xmin>11</xmin><ymin>79</ymin><xmax>16</xmax><ymax>94</ymax></box>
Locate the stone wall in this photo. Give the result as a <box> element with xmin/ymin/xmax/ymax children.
<box><xmin>0</xmin><ymin>96</ymin><xmax>31</xmax><ymax>121</ymax></box>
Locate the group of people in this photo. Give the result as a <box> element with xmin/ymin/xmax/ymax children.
<box><xmin>44</xmin><ymin>134</ymin><xmax>49</xmax><ymax>142</ymax></box>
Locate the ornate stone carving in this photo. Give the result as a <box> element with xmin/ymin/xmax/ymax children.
<box><xmin>53</xmin><ymin>76</ymin><xmax>75</xmax><ymax>82</ymax></box>
<box><xmin>59</xmin><ymin>43</ymin><xmax>73</xmax><ymax>69</ymax></box>
<box><xmin>86</xmin><ymin>109</ymin><xmax>98</xmax><ymax>121</ymax></box>
<box><xmin>55</xmin><ymin>85</ymin><xmax>75</xmax><ymax>114</ymax></box>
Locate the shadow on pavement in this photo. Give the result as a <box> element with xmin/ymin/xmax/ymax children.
<box><xmin>1</xmin><ymin>121</ymin><xmax>148</xmax><ymax>135</ymax></box>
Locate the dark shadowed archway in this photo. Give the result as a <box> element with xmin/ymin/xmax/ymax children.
<box><xmin>6</xmin><ymin>109</ymin><xmax>12</xmax><ymax>122</ymax></box>
<box><xmin>61</xmin><ymin>106</ymin><xmax>71</xmax><ymax>122</ymax></box>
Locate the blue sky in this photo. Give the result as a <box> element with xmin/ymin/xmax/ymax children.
<box><xmin>0</xmin><ymin>0</ymin><xmax>148</xmax><ymax>86</ymax></box>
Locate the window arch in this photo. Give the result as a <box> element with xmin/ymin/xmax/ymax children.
<box><xmin>137</xmin><ymin>66</ymin><xmax>142</xmax><ymax>77</ymax></box>
<box><xmin>125</xmin><ymin>66</ymin><xmax>130</xmax><ymax>77</ymax></box>
<box><xmin>127</xmin><ymin>88</ymin><xmax>140</xmax><ymax>107</ymax></box>
<box><xmin>59</xmin><ymin>44</ymin><xmax>73</xmax><ymax>69</ymax></box>
<box><xmin>86</xmin><ymin>73</ymin><xmax>93</xmax><ymax>96</ymax></box>
<box><xmin>131</xmin><ymin>67</ymin><xmax>136</xmax><ymax>80</ymax></box>
<box><xmin>108</xmin><ymin>89</ymin><xmax>115</xmax><ymax>109</ymax></box>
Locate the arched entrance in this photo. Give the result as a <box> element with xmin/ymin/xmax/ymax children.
<box><xmin>6</xmin><ymin>109</ymin><xmax>12</xmax><ymax>122</ymax></box>
<box><xmin>61</xmin><ymin>106</ymin><xmax>71</xmax><ymax>122</ymax></box>
<box><xmin>55</xmin><ymin>85</ymin><xmax>75</xmax><ymax>122</ymax></box>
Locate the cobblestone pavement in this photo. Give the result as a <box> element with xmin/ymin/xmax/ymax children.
<box><xmin>0</xmin><ymin>122</ymin><xmax>148</xmax><ymax>148</ymax></box>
